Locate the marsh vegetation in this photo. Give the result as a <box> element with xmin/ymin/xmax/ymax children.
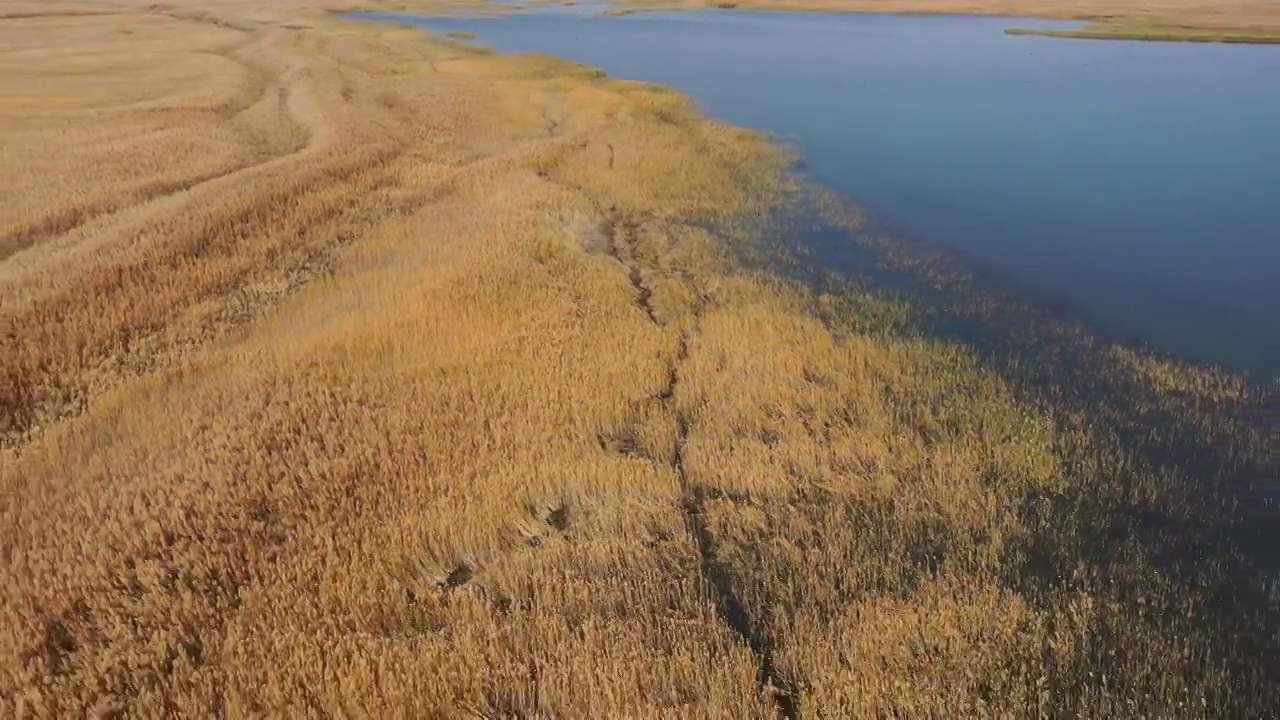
<box><xmin>1005</xmin><ymin>22</ymin><xmax>1280</xmax><ymax>43</ymax></box>
<box><xmin>2</xmin><ymin>0</ymin><xmax>1277</xmax><ymax>717</ymax></box>
<box><xmin>392</xmin><ymin>6</ymin><xmax>1280</xmax><ymax>378</ymax></box>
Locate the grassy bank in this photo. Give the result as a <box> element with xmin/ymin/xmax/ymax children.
<box><xmin>3</xmin><ymin>0</ymin><xmax>1278</xmax><ymax>716</ymax></box>
<box><xmin>1006</xmin><ymin>22</ymin><xmax>1280</xmax><ymax>43</ymax></box>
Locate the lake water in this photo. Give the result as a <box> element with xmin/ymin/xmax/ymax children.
<box><xmin>353</xmin><ymin>9</ymin><xmax>1280</xmax><ymax>378</ymax></box>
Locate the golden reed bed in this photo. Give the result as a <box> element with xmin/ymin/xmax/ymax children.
<box><xmin>3</xmin><ymin>1</ymin><xmax>1277</xmax><ymax>716</ymax></box>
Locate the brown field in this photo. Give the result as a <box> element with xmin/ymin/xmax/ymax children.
<box><xmin>3</xmin><ymin>0</ymin><xmax>1278</xmax><ymax>717</ymax></box>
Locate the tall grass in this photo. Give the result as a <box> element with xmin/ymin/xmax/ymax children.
<box><xmin>2</xmin><ymin>1</ymin><xmax>1277</xmax><ymax>717</ymax></box>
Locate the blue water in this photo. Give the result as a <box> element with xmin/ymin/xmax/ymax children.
<box><xmin>354</xmin><ymin>9</ymin><xmax>1280</xmax><ymax>377</ymax></box>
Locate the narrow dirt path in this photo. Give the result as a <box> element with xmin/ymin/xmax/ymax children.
<box><xmin>605</xmin><ymin>213</ymin><xmax>802</xmax><ymax>718</ymax></box>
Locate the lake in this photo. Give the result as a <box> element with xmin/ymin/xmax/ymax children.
<box><xmin>352</xmin><ymin>8</ymin><xmax>1280</xmax><ymax>378</ymax></box>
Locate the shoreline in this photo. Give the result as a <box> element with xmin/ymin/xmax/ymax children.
<box><xmin>363</xmin><ymin>6</ymin><xmax>1279</xmax><ymax>379</ymax></box>
<box><xmin>4</xmin><ymin>1</ymin><xmax>1279</xmax><ymax>714</ymax></box>
<box><xmin>601</xmin><ymin>0</ymin><xmax>1280</xmax><ymax>43</ymax></box>
<box><xmin>423</xmin><ymin>0</ymin><xmax>1280</xmax><ymax>44</ymax></box>
<box><xmin>1004</xmin><ymin>23</ymin><xmax>1280</xmax><ymax>43</ymax></box>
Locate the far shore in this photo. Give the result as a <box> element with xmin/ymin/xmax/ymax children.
<box><xmin>1005</xmin><ymin>22</ymin><xmax>1280</xmax><ymax>43</ymax></box>
<box><xmin>586</xmin><ymin>0</ymin><xmax>1280</xmax><ymax>44</ymax></box>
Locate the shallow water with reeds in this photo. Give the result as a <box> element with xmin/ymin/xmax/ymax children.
<box><xmin>355</xmin><ymin>8</ymin><xmax>1280</xmax><ymax>378</ymax></box>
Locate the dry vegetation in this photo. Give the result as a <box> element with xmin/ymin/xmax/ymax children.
<box><xmin>1004</xmin><ymin>21</ymin><xmax>1280</xmax><ymax>43</ymax></box>
<box><xmin>3</xmin><ymin>0</ymin><xmax>1279</xmax><ymax>717</ymax></box>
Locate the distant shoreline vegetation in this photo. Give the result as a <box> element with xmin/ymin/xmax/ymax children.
<box><xmin>604</xmin><ymin>0</ymin><xmax>1280</xmax><ymax>46</ymax></box>
<box><xmin>1005</xmin><ymin>23</ymin><xmax>1280</xmax><ymax>44</ymax></box>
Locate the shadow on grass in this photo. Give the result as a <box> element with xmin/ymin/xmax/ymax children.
<box><xmin>730</xmin><ymin>182</ymin><xmax>1280</xmax><ymax>711</ymax></box>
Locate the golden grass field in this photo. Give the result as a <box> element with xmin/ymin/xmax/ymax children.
<box><xmin>3</xmin><ymin>0</ymin><xmax>1279</xmax><ymax>717</ymax></box>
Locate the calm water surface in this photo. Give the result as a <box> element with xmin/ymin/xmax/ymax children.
<box><xmin>356</xmin><ymin>9</ymin><xmax>1280</xmax><ymax>377</ymax></box>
